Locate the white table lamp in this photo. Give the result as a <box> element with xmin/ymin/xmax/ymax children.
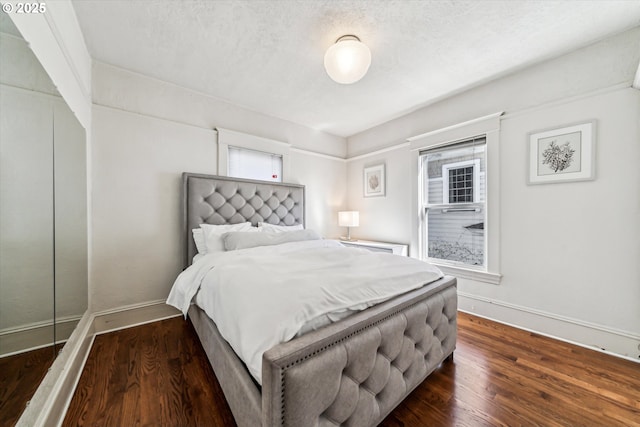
<box><xmin>338</xmin><ymin>211</ymin><xmax>359</xmax><ymax>241</ymax></box>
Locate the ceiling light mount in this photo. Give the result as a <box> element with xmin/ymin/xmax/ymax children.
<box><xmin>324</xmin><ymin>34</ymin><xmax>371</xmax><ymax>84</ymax></box>
<box><xmin>335</xmin><ymin>34</ymin><xmax>360</xmax><ymax>43</ymax></box>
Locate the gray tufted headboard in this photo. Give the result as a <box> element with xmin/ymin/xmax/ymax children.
<box><xmin>182</xmin><ymin>173</ymin><xmax>305</xmax><ymax>267</ymax></box>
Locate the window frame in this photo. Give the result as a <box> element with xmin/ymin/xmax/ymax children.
<box><xmin>408</xmin><ymin>112</ymin><xmax>503</xmax><ymax>285</ymax></box>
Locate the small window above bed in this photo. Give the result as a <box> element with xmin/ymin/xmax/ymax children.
<box><xmin>228</xmin><ymin>146</ymin><xmax>283</xmax><ymax>182</ymax></box>
<box><xmin>217</xmin><ymin>127</ymin><xmax>291</xmax><ymax>182</ymax></box>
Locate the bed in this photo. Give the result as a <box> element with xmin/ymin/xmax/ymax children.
<box><xmin>172</xmin><ymin>172</ymin><xmax>457</xmax><ymax>427</ymax></box>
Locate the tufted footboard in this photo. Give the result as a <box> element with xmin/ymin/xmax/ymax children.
<box><xmin>189</xmin><ymin>276</ymin><xmax>456</xmax><ymax>427</ymax></box>
<box><xmin>262</xmin><ymin>276</ymin><xmax>457</xmax><ymax>427</ymax></box>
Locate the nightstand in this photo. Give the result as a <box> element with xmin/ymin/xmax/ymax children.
<box><xmin>339</xmin><ymin>239</ymin><xmax>408</xmax><ymax>256</ymax></box>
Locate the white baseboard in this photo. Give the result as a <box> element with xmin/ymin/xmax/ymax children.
<box><xmin>92</xmin><ymin>299</ymin><xmax>181</xmax><ymax>335</ymax></box>
<box><xmin>0</xmin><ymin>316</ymin><xmax>82</xmax><ymax>358</ymax></box>
<box><xmin>16</xmin><ymin>300</ymin><xmax>181</xmax><ymax>427</ymax></box>
<box><xmin>458</xmin><ymin>292</ymin><xmax>640</xmax><ymax>362</ymax></box>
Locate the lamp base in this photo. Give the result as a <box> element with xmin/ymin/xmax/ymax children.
<box><xmin>339</xmin><ymin>236</ymin><xmax>358</xmax><ymax>241</ymax></box>
<box><xmin>339</xmin><ymin>225</ymin><xmax>358</xmax><ymax>241</ymax></box>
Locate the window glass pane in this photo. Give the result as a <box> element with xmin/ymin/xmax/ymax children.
<box><xmin>228</xmin><ymin>146</ymin><xmax>282</xmax><ymax>182</ymax></box>
<box><xmin>427</xmin><ymin>206</ymin><xmax>484</xmax><ymax>266</ymax></box>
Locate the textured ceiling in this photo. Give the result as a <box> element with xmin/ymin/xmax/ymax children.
<box><xmin>72</xmin><ymin>0</ymin><xmax>640</xmax><ymax>138</ymax></box>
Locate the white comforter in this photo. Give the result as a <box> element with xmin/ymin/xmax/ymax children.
<box><xmin>166</xmin><ymin>239</ymin><xmax>443</xmax><ymax>384</ymax></box>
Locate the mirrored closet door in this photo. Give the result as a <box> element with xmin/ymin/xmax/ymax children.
<box><xmin>0</xmin><ymin>13</ymin><xmax>88</xmax><ymax>426</ymax></box>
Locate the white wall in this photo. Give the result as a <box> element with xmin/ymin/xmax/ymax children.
<box><xmin>290</xmin><ymin>151</ymin><xmax>347</xmax><ymax>233</ymax></box>
<box><xmin>497</xmin><ymin>88</ymin><xmax>639</xmax><ymax>333</ymax></box>
<box><xmin>345</xmin><ymin>27</ymin><xmax>640</xmax><ymax>359</ymax></box>
<box><xmin>90</xmin><ymin>63</ymin><xmax>348</xmax><ymax>312</ymax></box>
<box><xmin>347</xmin><ymin>147</ymin><xmax>413</xmax><ymax>244</ymax></box>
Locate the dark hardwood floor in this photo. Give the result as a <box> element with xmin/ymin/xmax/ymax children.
<box><xmin>62</xmin><ymin>317</ymin><xmax>235</xmax><ymax>427</ymax></box>
<box><xmin>63</xmin><ymin>313</ymin><xmax>640</xmax><ymax>426</ymax></box>
<box><xmin>0</xmin><ymin>345</ymin><xmax>58</xmax><ymax>427</ymax></box>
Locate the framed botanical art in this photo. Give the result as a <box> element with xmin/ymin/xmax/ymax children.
<box><xmin>363</xmin><ymin>164</ymin><xmax>385</xmax><ymax>197</ymax></box>
<box><xmin>528</xmin><ymin>121</ymin><xmax>595</xmax><ymax>184</ymax></box>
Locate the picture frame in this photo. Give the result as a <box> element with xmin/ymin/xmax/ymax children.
<box><xmin>363</xmin><ymin>164</ymin><xmax>385</xmax><ymax>197</ymax></box>
<box><xmin>528</xmin><ymin>121</ymin><xmax>595</xmax><ymax>185</ymax></box>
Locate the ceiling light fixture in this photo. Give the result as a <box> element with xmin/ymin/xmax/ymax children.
<box><xmin>324</xmin><ymin>35</ymin><xmax>371</xmax><ymax>84</ymax></box>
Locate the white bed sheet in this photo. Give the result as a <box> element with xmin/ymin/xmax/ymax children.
<box><xmin>167</xmin><ymin>239</ymin><xmax>443</xmax><ymax>384</ymax></box>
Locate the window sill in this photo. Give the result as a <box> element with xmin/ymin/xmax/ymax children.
<box><xmin>430</xmin><ymin>263</ymin><xmax>502</xmax><ymax>285</ymax></box>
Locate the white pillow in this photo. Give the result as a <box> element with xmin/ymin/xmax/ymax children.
<box><xmin>192</xmin><ymin>228</ymin><xmax>207</xmax><ymax>254</ymax></box>
<box><xmin>200</xmin><ymin>222</ymin><xmax>254</xmax><ymax>253</ymax></box>
<box><xmin>223</xmin><ymin>229</ymin><xmax>321</xmax><ymax>251</ymax></box>
<box><xmin>258</xmin><ymin>222</ymin><xmax>304</xmax><ymax>233</ymax></box>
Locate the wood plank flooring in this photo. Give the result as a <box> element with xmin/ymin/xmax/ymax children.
<box><xmin>63</xmin><ymin>312</ymin><xmax>640</xmax><ymax>426</ymax></box>
<box><xmin>62</xmin><ymin>317</ymin><xmax>235</xmax><ymax>427</ymax></box>
<box><xmin>0</xmin><ymin>345</ymin><xmax>57</xmax><ymax>427</ymax></box>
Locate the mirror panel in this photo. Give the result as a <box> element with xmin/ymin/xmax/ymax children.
<box><xmin>54</xmin><ymin>99</ymin><xmax>88</xmax><ymax>343</ymax></box>
<box><xmin>0</xmin><ymin>69</ymin><xmax>56</xmax><ymax>351</ymax></box>
<box><xmin>0</xmin><ymin>12</ymin><xmax>88</xmax><ymax>425</ymax></box>
<box><xmin>0</xmin><ymin>13</ymin><xmax>56</xmax><ymax>349</ymax></box>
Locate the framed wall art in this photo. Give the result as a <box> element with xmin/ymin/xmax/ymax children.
<box><xmin>363</xmin><ymin>164</ymin><xmax>385</xmax><ymax>197</ymax></box>
<box><xmin>528</xmin><ymin>121</ymin><xmax>595</xmax><ymax>184</ymax></box>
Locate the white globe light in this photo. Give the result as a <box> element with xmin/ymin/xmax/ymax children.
<box><xmin>324</xmin><ymin>35</ymin><xmax>371</xmax><ymax>84</ymax></box>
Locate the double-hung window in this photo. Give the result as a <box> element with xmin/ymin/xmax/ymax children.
<box><xmin>420</xmin><ymin>137</ymin><xmax>486</xmax><ymax>267</ymax></box>
<box><xmin>411</xmin><ymin>112</ymin><xmax>502</xmax><ymax>284</ymax></box>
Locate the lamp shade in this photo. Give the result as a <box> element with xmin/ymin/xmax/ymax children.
<box><xmin>338</xmin><ymin>211</ymin><xmax>360</xmax><ymax>227</ymax></box>
<box><xmin>324</xmin><ymin>35</ymin><xmax>371</xmax><ymax>84</ymax></box>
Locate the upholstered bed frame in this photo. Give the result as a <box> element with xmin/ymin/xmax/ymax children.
<box><xmin>182</xmin><ymin>172</ymin><xmax>457</xmax><ymax>427</ymax></box>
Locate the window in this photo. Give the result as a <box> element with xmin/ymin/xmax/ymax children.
<box><xmin>228</xmin><ymin>146</ymin><xmax>283</xmax><ymax>182</ymax></box>
<box><xmin>443</xmin><ymin>159</ymin><xmax>480</xmax><ymax>204</ymax></box>
<box><xmin>420</xmin><ymin>137</ymin><xmax>486</xmax><ymax>268</ymax></box>
<box><xmin>409</xmin><ymin>112</ymin><xmax>502</xmax><ymax>284</ymax></box>
<box><xmin>217</xmin><ymin>127</ymin><xmax>291</xmax><ymax>182</ymax></box>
